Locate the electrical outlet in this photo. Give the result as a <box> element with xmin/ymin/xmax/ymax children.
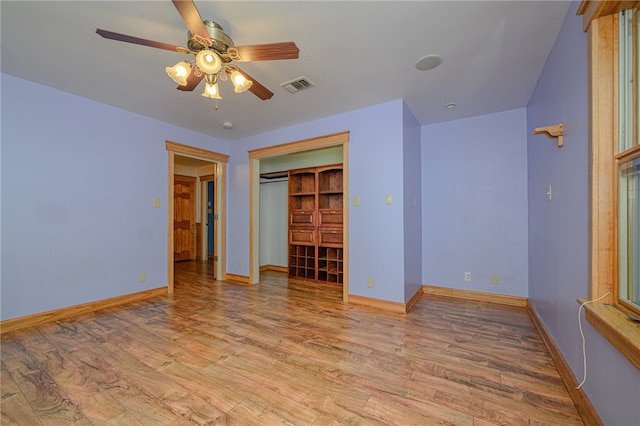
<box><xmin>464</xmin><ymin>272</ymin><xmax>471</xmax><ymax>282</ymax></box>
<box><xmin>238</xmin><ymin>260</ymin><xmax>243</xmax><ymax>269</ymax></box>
<box><xmin>367</xmin><ymin>277</ymin><xmax>374</xmax><ymax>288</ymax></box>
<box><xmin>139</xmin><ymin>272</ymin><xmax>146</xmax><ymax>283</ymax></box>
<box><xmin>491</xmin><ymin>275</ymin><xmax>499</xmax><ymax>285</ymax></box>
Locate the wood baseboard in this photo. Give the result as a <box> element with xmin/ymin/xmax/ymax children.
<box><xmin>224</xmin><ymin>273</ymin><xmax>250</xmax><ymax>285</ymax></box>
<box><xmin>348</xmin><ymin>294</ymin><xmax>408</xmax><ymax>314</ymax></box>
<box><xmin>526</xmin><ymin>303</ymin><xmax>603</xmax><ymax>426</ymax></box>
<box><xmin>406</xmin><ymin>286</ymin><xmax>424</xmax><ymax>313</ymax></box>
<box><xmin>0</xmin><ymin>287</ymin><xmax>167</xmax><ymax>334</ymax></box>
<box><xmin>422</xmin><ymin>285</ymin><xmax>528</xmax><ymax>307</ymax></box>
<box><xmin>348</xmin><ymin>287</ymin><xmax>423</xmax><ymax>314</ymax></box>
<box><xmin>259</xmin><ymin>265</ymin><xmax>288</xmax><ymax>273</ymax></box>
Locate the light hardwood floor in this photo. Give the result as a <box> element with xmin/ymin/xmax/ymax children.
<box><xmin>1</xmin><ymin>262</ymin><xmax>584</xmax><ymax>425</ymax></box>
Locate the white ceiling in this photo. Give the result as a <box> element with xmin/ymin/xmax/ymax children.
<box><xmin>1</xmin><ymin>1</ymin><xmax>571</xmax><ymax>141</ymax></box>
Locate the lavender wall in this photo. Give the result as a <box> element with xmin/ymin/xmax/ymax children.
<box><xmin>1</xmin><ymin>74</ymin><xmax>228</xmax><ymax>321</ymax></box>
<box><xmin>230</xmin><ymin>100</ymin><xmax>408</xmax><ymax>303</ymax></box>
<box><xmin>421</xmin><ymin>108</ymin><xmax>529</xmax><ymax>297</ymax></box>
<box><xmin>527</xmin><ymin>3</ymin><xmax>639</xmax><ymax>424</ymax></box>
<box><xmin>403</xmin><ymin>102</ymin><xmax>423</xmax><ymax>302</ymax></box>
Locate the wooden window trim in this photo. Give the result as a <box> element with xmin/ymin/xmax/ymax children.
<box><xmin>578</xmin><ymin>1</ymin><xmax>640</xmax><ymax>31</ymax></box>
<box><xmin>580</xmin><ymin>2</ymin><xmax>640</xmax><ymax>370</ymax></box>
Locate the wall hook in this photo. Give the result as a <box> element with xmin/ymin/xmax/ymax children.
<box><xmin>533</xmin><ymin>122</ymin><xmax>564</xmax><ymax>148</ymax></box>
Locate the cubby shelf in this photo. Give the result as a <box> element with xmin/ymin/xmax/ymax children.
<box><xmin>288</xmin><ymin>245</ymin><xmax>316</xmax><ymax>280</ymax></box>
<box><xmin>317</xmin><ymin>247</ymin><xmax>344</xmax><ymax>284</ymax></box>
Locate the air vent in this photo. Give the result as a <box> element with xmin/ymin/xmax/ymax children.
<box><xmin>281</xmin><ymin>77</ymin><xmax>315</xmax><ymax>93</ymax></box>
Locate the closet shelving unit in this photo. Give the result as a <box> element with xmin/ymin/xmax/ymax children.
<box><xmin>288</xmin><ymin>164</ymin><xmax>343</xmax><ymax>284</ymax></box>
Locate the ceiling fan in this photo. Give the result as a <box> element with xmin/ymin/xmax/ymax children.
<box><xmin>96</xmin><ymin>0</ymin><xmax>299</xmax><ymax>103</ymax></box>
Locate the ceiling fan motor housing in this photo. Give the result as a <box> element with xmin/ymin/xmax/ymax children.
<box><xmin>187</xmin><ymin>20</ymin><xmax>234</xmax><ymax>57</ymax></box>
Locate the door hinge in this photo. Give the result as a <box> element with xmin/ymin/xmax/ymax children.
<box><xmin>213</xmin><ymin>255</ymin><xmax>218</xmax><ymax>261</ymax></box>
<box><xmin>214</xmin><ymin>214</ymin><xmax>219</xmax><ymax>220</ymax></box>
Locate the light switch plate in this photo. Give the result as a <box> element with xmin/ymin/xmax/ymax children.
<box><xmin>385</xmin><ymin>194</ymin><xmax>392</xmax><ymax>205</ymax></box>
<box><xmin>353</xmin><ymin>196</ymin><xmax>360</xmax><ymax>207</ymax></box>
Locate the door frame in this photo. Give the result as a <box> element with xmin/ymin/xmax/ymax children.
<box><xmin>247</xmin><ymin>131</ymin><xmax>350</xmax><ymax>303</ymax></box>
<box><xmin>166</xmin><ymin>141</ymin><xmax>228</xmax><ymax>293</ymax></box>
<box><xmin>200</xmin><ymin>176</ymin><xmax>217</xmax><ymax>278</ymax></box>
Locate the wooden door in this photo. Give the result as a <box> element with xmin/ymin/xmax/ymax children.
<box><xmin>174</xmin><ymin>175</ymin><xmax>196</xmax><ymax>261</ymax></box>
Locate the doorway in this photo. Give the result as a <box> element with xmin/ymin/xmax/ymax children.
<box><xmin>166</xmin><ymin>141</ymin><xmax>228</xmax><ymax>293</ymax></box>
<box><xmin>248</xmin><ymin>131</ymin><xmax>350</xmax><ymax>302</ymax></box>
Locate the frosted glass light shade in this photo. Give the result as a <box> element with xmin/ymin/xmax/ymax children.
<box><xmin>196</xmin><ymin>50</ymin><xmax>222</xmax><ymax>75</ymax></box>
<box><xmin>165</xmin><ymin>61</ymin><xmax>191</xmax><ymax>86</ymax></box>
<box><xmin>230</xmin><ymin>70</ymin><xmax>253</xmax><ymax>93</ymax></box>
<box><xmin>202</xmin><ymin>82</ymin><xmax>221</xmax><ymax>99</ymax></box>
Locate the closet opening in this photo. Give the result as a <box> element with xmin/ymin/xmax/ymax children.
<box><xmin>248</xmin><ymin>131</ymin><xmax>349</xmax><ymax>302</ymax></box>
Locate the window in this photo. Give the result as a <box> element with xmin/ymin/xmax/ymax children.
<box><xmin>619</xmin><ymin>155</ymin><xmax>640</xmax><ymax>311</ymax></box>
<box><xmin>618</xmin><ymin>9</ymin><xmax>640</xmax><ymax>313</ymax></box>
<box><xmin>578</xmin><ymin>1</ymin><xmax>640</xmax><ymax>371</ymax></box>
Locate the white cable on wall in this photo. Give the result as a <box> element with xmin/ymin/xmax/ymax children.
<box><xmin>576</xmin><ymin>291</ymin><xmax>611</xmax><ymax>389</ymax></box>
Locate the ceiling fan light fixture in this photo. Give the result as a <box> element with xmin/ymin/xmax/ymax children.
<box><xmin>97</xmin><ymin>1</ymin><xmax>300</xmax><ymax>105</ymax></box>
<box><xmin>230</xmin><ymin>70</ymin><xmax>253</xmax><ymax>93</ymax></box>
<box><xmin>165</xmin><ymin>61</ymin><xmax>192</xmax><ymax>86</ymax></box>
<box><xmin>196</xmin><ymin>49</ymin><xmax>222</xmax><ymax>75</ymax></box>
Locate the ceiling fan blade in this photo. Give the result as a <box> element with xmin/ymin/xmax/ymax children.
<box><xmin>177</xmin><ymin>70</ymin><xmax>205</xmax><ymax>92</ymax></box>
<box><xmin>230</xmin><ymin>42</ymin><xmax>300</xmax><ymax>62</ymax></box>
<box><xmin>96</xmin><ymin>29</ymin><xmax>183</xmax><ymax>52</ymax></box>
<box><xmin>172</xmin><ymin>0</ymin><xmax>210</xmax><ymax>39</ymax></box>
<box><xmin>236</xmin><ymin>68</ymin><xmax>274</xmax><ymax>100</ymax></box>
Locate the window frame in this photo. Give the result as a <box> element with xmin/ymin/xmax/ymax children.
<box><xmin>578</xmin><ymin>0</ymin><xmax>640</xmax><ymax>371</ymax></box>
<box><xmin>617</xmin><ymin>146</ymin><xmax>640</xmax><ymax>313</ymax></box>
<box><xmin>617</xmin><ymin>8</ymin><xmax>640</xmax><ymax>313</ymax></box>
